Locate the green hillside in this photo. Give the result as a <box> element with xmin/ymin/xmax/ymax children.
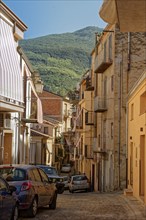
<box><xmin>20</xmin><ymin>26</ymin><xmax>102</xmax><ymax>96</ymax></box>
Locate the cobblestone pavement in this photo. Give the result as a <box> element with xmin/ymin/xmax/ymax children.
<box><xmin>19</xmin><ymin>190</ymin><xmax>146</xmax><ymax>220</ymax></box>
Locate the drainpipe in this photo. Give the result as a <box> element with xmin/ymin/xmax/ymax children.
<box><xmin>125</xmin><ymin>32</ymin><xmax>131</xmax><ymax>188</ymax></box>
<box><xmin>0</xmin><ymin>131</ymin><xmax>4</xmax><ymax>164</ymax></box>
<box><xmin>127</xmin><ymin>32</ymin><xmax>131</xmax><ymax>94</ymax></box>
<box><xmin>127</xmin><ymin>32</ymin><xmax>131</xmax><ymax>72</ymax></box>
<box><xmin>117</xmin><ymin>61</ymin><xmax>122</xmax><ymax>189</ymax></box>
<box><xmin>126</xmin><ymin>102</ymin><xmax>128</xmax><ymax>188</ymax></box>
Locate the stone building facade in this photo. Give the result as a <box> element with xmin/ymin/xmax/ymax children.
<box><xmin>93</xmin><ymin>24</ymin><xmax>146</xmax><ymax>191</ymax></box>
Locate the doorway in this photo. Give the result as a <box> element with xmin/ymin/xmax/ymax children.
<box><xmin>3</xmin><ymin>133</ymin><xmax>12</xmax><ymax>164</ymax></box>
<box><xmin>139</xmin><ymin>135</ymin><xmax>145</xmax><ymax>197</ymax></box>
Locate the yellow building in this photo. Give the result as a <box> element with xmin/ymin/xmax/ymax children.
<box><xmin>128</xmin><ymin>71</ymin><xmax>146</xmax><ymax>204</ymax></box>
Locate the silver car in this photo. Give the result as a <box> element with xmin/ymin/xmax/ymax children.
<box><xmin>61</xmin><ymin>164</ymin><xmax>71</xmax><ymax>173</ymax></box>
<box><xmin>68</xmin><ymin>174</ymin><xmax>90</xmax><ymax>193</ymax></box>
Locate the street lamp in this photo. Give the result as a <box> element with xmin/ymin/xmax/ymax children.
<box><xmin>33</xmin><ymin>71</ymin><xmax>44</xmax><ymax>94</ymax></box>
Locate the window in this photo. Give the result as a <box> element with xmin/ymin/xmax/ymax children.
<box><xmin>44</xmin><ymin>127</ymin><xmax>48</xmax><ymax>134</ymax></box>
<box><xmin>111</xmin><ymin>122</ymin><xmax>113</xmax><ymax>139</ymax></box>
<box><xmin>32</xmin><ymin>168</ymin><xmax>41</xmax><ymax>182</ymax></box>
<box><xmin>111</xmin><ymin>75</ymin><xmax>114</xmax><ymax>92</ymax></box>
<box><xmin>98</xmin><ymin>134</ymin><xmax>100</xmax><ymax>147</ymax></box>
<box><xmin>85</xmin><ymin>145</ymin><xmax>87</xmax><ymax>157</ymax></box>
<box><xmin>39</xmin><ymin>169</ymin><xmax>48</xmax><ymax>182</ymax></box>
<box><xmin>104</xmin><ymin>41</ymin><xmax>107</xmax><ymax>61</ymax></box>
<box><xmin>140</xmin><ymin>91</ymin><xmax>146</xmax><ymax>115</ymax></box>
<box><xmin>109</xmin><ymin>34</ymin><xmax>112</xmax><ymax>60</ymax></box>
<box><xmin>28</xmin><ymin>170</ymin><xmax>35</xmax><ymax>181</ymax></box>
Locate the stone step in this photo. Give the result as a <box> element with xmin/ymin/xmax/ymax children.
<box><xmin>124</xmin><ymin>188</ymin><xmax>133</xmax><ymax>196</ymax></box>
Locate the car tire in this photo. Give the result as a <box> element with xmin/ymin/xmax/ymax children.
<box><xmin>27</xmin><ymin>197</ymin><xmax>38</xmax><ymax>217</ymax></box>
<box><xmin>49</xmin><ymin>193</ymin><xmax>57</xmax><ymax>210</ymax></box>
<box><xmin>11</xmin><ymin>204</ymin><xmax>19</xmax><ymax>220</ymax></box>
<box><xmin>57</xmin><ymin>187</ymin><xmax>65</xmax><ymax>194</ymax></box>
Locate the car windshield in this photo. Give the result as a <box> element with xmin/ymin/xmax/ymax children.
<box><xmin>63</xmin><ymin>164</ymin><xmax>70</xmax><ymax>167</ymax></box>
<box><xmin>41</xmin><ymin>167</ymin><xmax>58</xmax><ymax>175</ymax></box>
<box><xmin>0</xmin><ymin>168</ymin><xmax>26</xmax><ymax>181</ymax></box>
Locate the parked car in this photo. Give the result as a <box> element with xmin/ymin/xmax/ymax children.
<box><xmin>61</xmin><ymin>164</ymin><xmax>71</xmax><ymax>173</ymax></box>
<box><xmin>0</xmin><ymin>164</ymin><xmax>57</xmax><ymax>218</ymax></box>
<box><xmin>0</xmin><ymin>176</ymin><xmax>19</xmax><ymax>220</ymax></box>
<box><xmin>68</xmin><ymin>174</ymin><xmax>90</xmax><ymax>193</ymax></box>
<box><xmin>36</xmin><ymin>165</ymin><xmax>65</xmax><ymax>194</ymax></box>
<box><xmin>62</xmin><ymin>176</ymin><xmax>69</xmax><ymax>190</ymax></box>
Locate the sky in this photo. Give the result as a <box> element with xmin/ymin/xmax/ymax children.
<box><xmin>3</xmin><ymin>0</ymin><xmax>107</xmax><ymax>39</ymax></box>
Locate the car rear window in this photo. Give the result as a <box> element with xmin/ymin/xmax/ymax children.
<box><xmin>63</xmin><ymin>164</ymin><xmax>70</xmax><ymax>167</ymax></box>
<box><xmin>41</xmin><ymin>167</ymin><xmax>58</xmax><ymax>175</ymax></box>
<box><xmin>73</xmin><ymin>175</ymin><xmax>87</xmax><ymax>181</ymax></box>
<box><xmin>0</xmin><ymin>168</ymin><xmax>26</xmax><ymax>181</ymax></box>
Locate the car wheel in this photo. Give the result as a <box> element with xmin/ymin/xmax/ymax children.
<box><xmin>11</xmin><ymin>204</ymin><xmax>19</xmax><ymax>220</ymax></box>
<box><xmin>57</xmin><ymin>187</ymin><xmax>65</xmax><ymax>194</ymax></box>
<box><xmin>27</xmin><ymin>197</ymin><xmax>38</xmax><ymax>217</ymax></box>
<box><xmin>49</xmin><ymin>193</ymin><xmax>57</xmax><ymax>210</ymax></box>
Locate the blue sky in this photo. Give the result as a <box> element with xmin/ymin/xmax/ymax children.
<box><xmin>3</xmin><ymin>0</ymin><xmax>107</xmax><ymax>39</ymax></box>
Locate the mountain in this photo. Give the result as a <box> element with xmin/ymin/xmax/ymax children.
<box><xmin>20</xmin><ymin>26</ymin><xmax>103</xmax><ymax>96</ymax></box>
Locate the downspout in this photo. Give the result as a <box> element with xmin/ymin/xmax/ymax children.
<box><xmin>127</xmin><ymin>32</ymin><xmax>131</xmax><ymax>93</ymax></box>
<box><xmin>0</xmin><ymin>131</ymin><xmax>4</xmax><ymax>164</ymax></box>
<box><xmin>118</xmin><ymin>60</ymin><xmax>122</xmax><ymax>189</ymax></box>
<box><xmin>126</xmin><ymin>32</ymin><xmax>131</xmax><ymax>187</ymax></box>
<box><xmin>126</xmin><ymin>102</ymin><xmax>128</xmax><ymax>188</ymax></box>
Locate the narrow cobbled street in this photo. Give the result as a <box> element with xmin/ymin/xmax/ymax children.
<box><xmin>20</xmin><ymin>191</ymin><xmax>145</xmax><ymax>220</ymax></box>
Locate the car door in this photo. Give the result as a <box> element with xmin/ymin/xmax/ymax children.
<box><xmin>0</xmin><ymin>178</ymin><xmax>3</xmax><ymax>218</ymax></box>
<box><xmin>0</xmin><ymin>178</ymin><xmax>14</xmax><ymax>220</ymax></box>
<box><xmin>31</xmin><ymin>168</ymin><xmax>47</xmax><ymax>207</ymax></box>
<box><xmin>38</xmin><ymin>168</ymin><xmax>52</xmax><ymax>203</ymax></box>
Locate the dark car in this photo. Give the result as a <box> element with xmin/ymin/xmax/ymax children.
<box><xmin>0</xmin><ymin>176</ymin><xmax>19</xmax><ymax>220</ymax></box>
<box><xmin>36</xmin><ymin>165</ymin><xmax>65</xmax><ymax>194</ymax></box>
<box><xmin>62</xmin><ymin>175</ymin><xmax>69</xmax><ymax>190</ymax></box>
<box><xmin>0</xmin><ymin>164</ymin><xmax>57</xmax><ymax>218</ymax></box>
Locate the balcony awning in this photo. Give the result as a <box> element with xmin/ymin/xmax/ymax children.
<box><xmin>25</xmin><ymin>65</ymin><xmax>43</xmax><ymax>124</ymax></box>
<box><xmin>0</xmin><ymin>18</ymin><xmax>23</xmax><ymax>106</ymax></box>
<box><xmin>30</xmin><ymin>129</ymin><xmax>52</xmax><ymax>138</ymax></box>
<box><xmin>99</xmin><ymin>0</ymin><xmax>146</xmax><ymax>32</ymax></box>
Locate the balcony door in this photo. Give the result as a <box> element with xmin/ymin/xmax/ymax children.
<box><xmin>3</xmin><ymin>133</ymin><xmax>12</xmax><ymax>164</ymax></box>
<box><xmin>140</xmin><ymin>135</ymin><xmax>145</xmax><ymax>197</ymax></box>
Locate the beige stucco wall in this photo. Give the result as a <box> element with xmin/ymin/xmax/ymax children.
<box><xmin>94</xmin><ymin>23</ymin><xmax>146</xmax><ymax>191</ymax></box>
<box><xmin>128</xmin><ymin>73</ymin><xmax>146</xmax><ymax>204</ymax></box>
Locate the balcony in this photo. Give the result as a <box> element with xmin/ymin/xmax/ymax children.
<box><xmin>64</xmin><ymin>109</ymin><xmax>72</xmax><ymax>119</ymax></box>
<box><xmin>69</xmin><ymin>93</ymin><xmax>80</xmax><ymax>104</ymax></box>
<box><xmin>99</xmin><ymin>0</ymin><xmax>146</xmax><ymax>32</ymax></box>
<box><xmin>94</xmin><ymin>50</ymin><xmax>113</xmax><ymax>73</ymax></box>
<box><xmin>85</xmin><ymin>112</ymin><xmax>94</xmax><ymax>125</ymax></box>
<box><xmin>86</xmin><ymin>76</ymin><xmax>94</xmax><ymax>91</ymax></box>
<box><xmin>92</xmin><ymin>138</ymin><xmax>106</xmax><ymax>155</ymax></box>
<box><xmin>94</xmin><ymin>96</ymin><xmax>107</xmax><ymax>112</ymax></box>
<box><xmin>92</xmin><ymin>138</ymin><xmax>98</xmax><ymax>152</ymax></box>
